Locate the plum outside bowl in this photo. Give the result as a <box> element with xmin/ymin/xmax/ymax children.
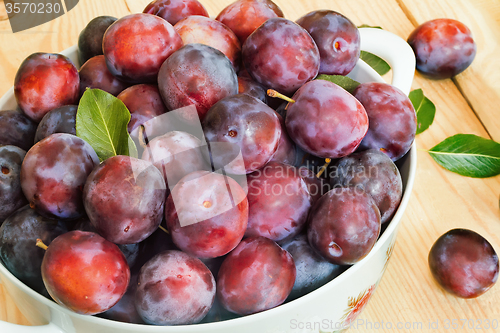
<box><xmin>0</xmin><ymin>28</ymin><xmax>416</xmax><ymax>333</ymax></box>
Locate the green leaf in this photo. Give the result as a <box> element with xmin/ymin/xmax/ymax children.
<box><xmin>428</xmin><ymin>134</ymin><xmax>500</xmax><ymax>178</ymax></box>
<box><xmin>358</xmin><ymin>24</ymin><xmax>383</xmax><ymax>29</ymax></box>
<box><xmin>76</xmin><ymin>89</ymin><xmax>137</xmax><ymax>162</ymax></box>
<box><xmin>359</xmin><ymin>51</ymin><xmax>391</xmax><ymax>76</ymax></box>
<box><xmin>409</xmin><ymin>88</ymin><xmax>436</xmax><ymax>135</ymax></box>
<box><xmin>316</xmin><ymin>74</ymin><xmax>361</xmax><ymax>94</ymax></box>
<box><xmin>356</xmin><ymin>25</ymin><xmax>390</xmax><ymax>75</ymax></box>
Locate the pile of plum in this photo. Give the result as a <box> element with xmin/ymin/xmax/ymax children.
<box><xmin>0</xmin><ymin>0</ymin><xmax>425</xmax><ymax>326</ymax></box>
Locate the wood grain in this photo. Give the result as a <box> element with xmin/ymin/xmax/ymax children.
<box><xmin>396</xmin><ymin>0</ymin><xmax>500</xmax><ymax>141</ymax></box>
<box><xmin>0</xmin><ymin>1</ymin><xmax>499</xmax><ymax>332</ymax></box>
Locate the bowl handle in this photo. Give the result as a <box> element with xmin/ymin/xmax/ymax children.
<box><xmin>358</xmin><ymin>28</ymin><xmax>416</xmax><ymax>95</ymax></box>
<box><xmin>0</xmin><ymin>321</ymin><xmax>65</xmax><ymax>333</ymax></box>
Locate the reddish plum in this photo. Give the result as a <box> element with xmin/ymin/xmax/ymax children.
<box><xmin>0</xmin><ymin>146</ymin><xmax>27</xmax><ymax>224</ymax></box>
<box><xmin>216</xmin><ymin>0</ymin><xmax>284</xmax><ymax>44</ymax></box>
<box><xmin>117</xmin><ymin>84</ymin><xmax>168</xmax><ymax>137</ymax></box>
<box><xmin>14</xmin><ymin>53</ymin><xmax>80</xmax><ymax>122</ymax></box>
<box><xmin>242</xmin><ymin>18</ymin><xmax>320</xmax><ymax>95</ymax></box>
<box><xmin>41</xmin><ymin>230</ymin><xmax>130</xmax><ymax>315</ymax></box>
<box><xmin>296</xmin><ymin>10</ymin><xmax>360</xmax><ymax>75</ymax></box>
<box><xmin>408</xmin><ymin>19</ymin><xmax>476</xmax><ymax>79</ymax></box>
<box><xmin>282</xmin><ymin>234</ymin><xmax>343</xmax><ymax>301</ymax></box>
<box><xmin>34</xmin><ymin>105</ymin><xmax>77</xmax><ymax>143</ymax></box>
<box><xmin>103</xmin><ymin>14</ymin><xmax>183</xmax><ymax>83</ymax></box>
<box><xmin>21</xmin><ymin>133</ymin><xmax>99</xmax><ymax>219</ymax></box>
<box><xmin>78</xmin><ymin>16</ymin><xmax>117</xmax><ymax>65</ymax></box>
<box><xmin>286</xmin><ymin>79</ymin><xmax>368</xmax><ymax>158</ymax></box>
<box><xmin>429</xmin><ymin>229</ymin><xmax>499</xmax><ymax>298</ymax></box>
<box><xmin>83</xmin><ymin>155</ymin><xmax>166</xmax><ymax>244</ymax></box>
<box><xmin>143</xmin><ymin>0</ymin><xmax>208</xmax><ymax>26</ymax></box>
<box><xmin>353</xmin><ymin>82</ymin><xmax>416</xmax><ymax>161</ymax></box>
<box><xmin>0</xmin><ymin>110</ymin><xmax>37</xmax><ymax>151</ymax></box>
<box><xmin>331</xmin><ymin>149</ymin><xmax>403</xmax><ymax>224</ymax></box>
<box><xmin>246</xmin><ymin>162</ymin><xmax>310</xmax><ymax>243</ymax></box>
<box><xmin>308</xmin><ymin>187</ymin><xmax>381</xmax><ymax>265</ymax></box>
<box><xmin>158</xmin><ymin>43</ymin><xmax>238</xmax><ymax>121</ymax></box>
<box><xmin>135</xmin><ymin>250</ymin><xmax>215</xmax><ymax>325</ymax></box>
<box><xmin>79</xmin><ymin>55</ymin><xmax>128</xmax><ymax>97</ymax></box>
<box><xmin>0</xmin><ymin>205</ymin><xmax>68</xmax><ymax>293</ymax></box>
<box><xmin>142</xmin><ymin>131</ymin><xmax>210</xmax><ymax>188</ymax></box>
<box><xmin>217</xmin><ymin>236</ymin><xmax>296</xmax><ymax>315</ymax></box>
<box><xmin>165</xmin><ymin>171</ymin><xmax>248</xmax><ymax>258</ymax></box>
<box><xmin>174</xmin><ymin>16</ymin><xmax>241</xmax><ymax>71</ymax></box>
<box><xmin>203</xmin><ymin>94</ymin><xmax>281</xmax><ymax>174</ymax></box>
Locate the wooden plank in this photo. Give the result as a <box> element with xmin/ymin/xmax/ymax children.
<box><xmin>0</xmin><ymin>1</ymin><xmax>499</xmax><ymax>332</ymax></box>
<box><xmin>396</xmin><ymin>0</ymin><xmax>500</xmax><ymax>141</ymax></box>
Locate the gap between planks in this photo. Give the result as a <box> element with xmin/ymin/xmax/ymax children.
<box><xmin>393</xmin><ymin>0</ymin><xmax>494</xmax><ymax>141</ymax></box>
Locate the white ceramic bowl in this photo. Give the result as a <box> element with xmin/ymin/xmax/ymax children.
<box><xmin>0</xmin><ymin>28</ymin><xmax>416</xmax><ymax>333</ymax></box>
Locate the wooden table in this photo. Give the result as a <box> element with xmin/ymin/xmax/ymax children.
<box><xmin>1</xmin><ymin>0</ymin><xmax>499</xmax><ymax>332</ymax></box>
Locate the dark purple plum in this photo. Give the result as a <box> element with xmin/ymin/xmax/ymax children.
<box><xmin>41</xmin><ymin>231</ymin><xmax>130</xmax><ymax>315</ymax></box>
<box><xmin>429</xmin><ymin>229</ymin><xmax>499</xmax><ymax>298</ymax></box>
<box><xmin>14</xmin><ymin>53</ymin><xmax>80</xmax><ymax>122</ymax></box>
<box><xmin>242</xmin><ymin>18</ymin><xmax>320</xmax><ymax>95</ymax></box>
<box><xmin>0</xmin><ymin>146</ymin><xmax>27</xmax><ymax>224</ymax></box>
<box><xmin>101</xmin><ymin>273</ymin><xmax>144</xmax><ymax>324</ymax></box>
<box><xmin>296</xmin><ymin>10</ymin><xmax>360</xmax><ymax>75</ymax></box>
<box><xmin>286</xmin><ymin>79</ymin><xmax>368</xmax><ymax>158</ymax></box>
<box><xmin>270</xmin><ymin>113</ymin><xmax>297</xmax><ymax>165</ymax></box>
<box><xmin>408</xmin><ymin>18</ymin><xmax>476</xmax><ymax>79</ymax></box>
<box><xmin>308</xmin><ymin>187</ymin><xmax>381</xmax><ymax>265</ymax></box>
<box><xmin>79</xmin><ymin>55</ymin><xmax>129</xmax><ymax>97</ymax></box>
<box><xmin>199</xmin><ymin>297</ymin><xmax>240</xmax><ymax>323</ymax></box>
<box><xmin>132</xmin><ymin>228</ymin><xmax>178</xmax><ymax>272</ymax></box>
<box><xmin>135</xmin><ymin>250</ymin><xmax>215</xmax><ymax>325</ymax></box>
<box><xmin>141</xmin><ymin>131</ymin><xmax>210</xmax><ymax>189</ymax></box>
<box><xmin>117</xmin><ymin>84</ymin><xmax>168</xmax><ymax>137</ymax></box>
<box><xmin>238</xmin><ymin>76</ymin><xmax>267</xmax><ymax>103</ymax></box>
<box><xmin>282</xmin><ymin>234</ymin><xmax>344</xmax><ymax>301</ymax></box>
<box><xmin>0</xmin><ymin>110</ymin><xmax>37</xmax><ymax>151</ymax></box>
<box><xmin>83</xmin><ymin>155</ymin><xmax>166</xmax><ymax>245</ymax></box>
<box><xmin>143</xmin><ymin>0</ymin><xmax>209</xmax><ymax>26</ymax></box>
<box><xmin>78</xmin><ymin>16</ymin><xmax>117</xmax><ymax>65</ymax></box>
<box><xmin>0</xmin><ymin>205</ymin><xmax>68</xmax><ymax>293</ymax></box>
<box><xmin>158</xmin><ymin>43</ymin><xmax>238</xmax><ymax>121</ymax></box>
<box><xmin>34</xmin><ymin>105</ymin><xmax>77</xmax><ymax>143</ymax></box>
<box><xmin>245</xmin><ymin>162</ymin><xmax>310</xmax><ymax>243</ymax></box>
<box><xmin>216</xmin><ymin>0</ymin><xmax>284</xmax><ymax>44</ymax></box>
<box><xmin>20</xmin><ymin>133</ymin><xmax>99</xmax><ymax>219</ymax></box>
<box><xmin>331</xmin><ymin>149</ymin><xmax>403</xmax><ymax>224</ymax></box>
<box><xmin>203</xmin><ymin>94</ymin><xmax>281</xmax><ymax>174</ymax></box>
<box><xmin>298</xmin><ymin>166</ymin><xmax>330</xmax><ymax>205</ymax></box>
<box><xmin>174</xmin><ymin>16</ymin><xmax>242</xmax><ymax>71</ymax></box>
<box><xmin>217</xmin><ymin>236</ymin><xmax>295</xmax><ymax>315</ymax></box>
<box><xmin>165</xmin><ymin>171</ymin><xmax>248</xmax><ymax>259</ymax></box>
<box><xmin>353</xmin><ymin>82</ymin><xmax>416</xmax><ymax>161</ymax></box>
<box><xmin>103</xmin><ymin>14</ymin><xmax>183</xmax><ymax>83</ymax></box>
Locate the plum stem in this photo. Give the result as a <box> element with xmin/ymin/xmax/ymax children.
<box><xmin>316</xmin><ymin>158</ymin><xmax>332</xmax><ymax>178</ymax></box>
<box><xmin>36</xmin><ymin>238</ymin><xmax>48</xmax><ymax>251</ymax></box>
<box><xmin>158</xmin><ymin>225</ymin><xmax>169</xmax><ymax>234</ymax></box>
<box><xmin>267</xmin><ymin>89</ymin><xmax>295</xmax><ymax>104</ymax></box>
